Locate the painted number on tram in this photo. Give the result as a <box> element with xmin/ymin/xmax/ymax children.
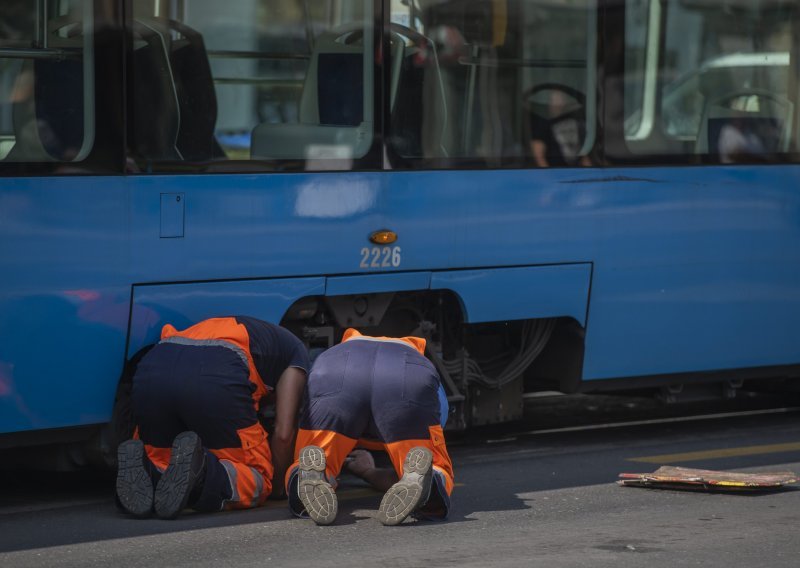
<box><xmin>359</xmin><ymin>246</ymin><xmax>401</xmax><ymax>269</ymax></box>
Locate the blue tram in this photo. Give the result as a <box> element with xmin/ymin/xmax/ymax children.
<box><xmin>1</xmin><ymin>0</ymin><xmax>799</xmax><ymax>464</ymax></box>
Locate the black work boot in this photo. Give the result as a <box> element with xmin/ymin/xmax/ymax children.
<box><xmin>116</xmin><ymin>439</ymin><xmax>155</xmax><ymax>518</ymax></box>
<box><xmin>154</xmin><ymin>431</ymin><xmax>207</xmax><ymax>520</ymax></box>
<box><xmin>377</xmin><ymin>447</ymin><xmax>433</xmax><ymax>526</ymax></box>
<box><xmin>297</xmin><ymin>445</ymin><xmax>337</xmax><ymax>525</ymax></box>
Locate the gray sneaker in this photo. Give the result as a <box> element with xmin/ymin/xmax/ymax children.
<box><xmin>377</xmin><ymin>447</ymin><xmax>433</xmax><ymax>526</ymax></box>
<box><xmin>298</xmin><ymin>445</ymin><xmax>337</xmax><ymax>525</ymax></box>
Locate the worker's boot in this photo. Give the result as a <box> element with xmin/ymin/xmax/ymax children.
<box><xmin>154</xmin><ymin>431</ymin><xmax>207</xmax><ymax>519</ymax></box>
<box><xmin>116</xmin><ymin>439</ymin><xmax>155</xmax><ymax>518</ymax></box>
<box><xmin>377</xmin><ymin>447</ymin><xmax>433</xmax><ymax>526</ymax></box>
<box><xmin>297</xmin><ymin>445</ymin><xmax>338</xmax><ymax>525</ymax></box>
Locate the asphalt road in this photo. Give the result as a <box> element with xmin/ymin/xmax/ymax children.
<box><xmin>2</xmin><ymin>396</ymin><xmax>800</xmax><ymax>567</ymax></box>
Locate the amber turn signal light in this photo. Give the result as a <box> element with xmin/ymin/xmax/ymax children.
<box><xmin>369</xmin><ymin>230</ymin><xmax>398</xmax><ymax>245</ymax></box>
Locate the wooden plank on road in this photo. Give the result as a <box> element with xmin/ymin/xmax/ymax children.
<box><xmin>618</xmin><ymin>466</ymin><xmax>799</xmax><ymax>491</ymax></box>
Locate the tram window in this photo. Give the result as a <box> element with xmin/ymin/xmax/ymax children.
<box><xmin>387</xmin><ymin>0</ymin><xmax>597</xmax><ymax>168</ymax></box>
<box><xmin>623</xmin><ymin>0</ymin><xmax>798</xmax><ymax>162</ymax></box>
<box><xmin>128</xmin><ymin>0</ymin><xmax>374</xmax><ymax>171</ymax></box>
<box><xmin>0</xmin><ymin>0</ymin><xmax>94</xmax><ymax>163</ymax></box>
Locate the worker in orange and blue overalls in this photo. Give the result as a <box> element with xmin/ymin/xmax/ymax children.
<box><xmin>286</xmin><ymin>328</ymin><xmax>454</xmax><ymax>525</ymax></box>
<box><xmin>115</xmin><ymin>316</ymin><xmax>308</xmax><ymax>519</ymax></box>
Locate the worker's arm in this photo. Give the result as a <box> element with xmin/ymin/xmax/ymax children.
<box><xmin>530</xmin><ymin>139</ymin><xmax>550</xmax><ymax>167</ymax></box>
<box><xmin>343</xmin><ymin>450</ymin><xmax>399</xmax><ymax>492</ymax></box>
<box><xmin>268</xmin><ymin>366</ymin><xmax>307</xmax><ymax>499</ymax></box>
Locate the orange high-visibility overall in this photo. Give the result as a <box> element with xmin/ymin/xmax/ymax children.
<box><xmin>287</xmin><ymin>329</ymin><xmax>454</xmax><ymax>516</ymax></box>
<box><xmin>133</xmin><ymin>317</ymin><xmax>307</xmax><ymax>510</ymax></box>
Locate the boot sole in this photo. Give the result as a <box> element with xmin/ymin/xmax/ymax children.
<box><xmin>154</xmin><ymin>432</ymin><xmax>204</xmax><ymax>520</ymax></box>
<box><xmin>377</xmin><ymin>447</ymin><xmax>433</xmax><ymax>526</ymax></box>
<box><xmin>298</xmin><ymin>446</ymin><xmax>337</xmax><ymax>525</ymax></box>
<box><xmin>116</xmin><ymin>440</ymin><xmax>154</xmax><ymax>518</ymax></box>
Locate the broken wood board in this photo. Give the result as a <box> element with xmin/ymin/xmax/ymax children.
<box><xmin>618</xmin><ymin>466</ymin><xmax>799</xmax><ymax>492</ymax></box>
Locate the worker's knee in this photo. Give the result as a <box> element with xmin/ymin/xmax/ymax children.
<box><xmin>191</xmin><ymin>452</ymin><xmax>233</xmax><ymax>512</ymax></box>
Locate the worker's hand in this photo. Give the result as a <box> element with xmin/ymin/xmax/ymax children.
<box><xmin>343</xmin><ymin>449</ymin><xmax>375</xmax><ymax>479</ymax></box>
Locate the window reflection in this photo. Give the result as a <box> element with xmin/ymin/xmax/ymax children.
<box><xmin>388</xmin><ymin>0</ymin><xmax>597</xmax><ymax>168</ymax></box>
<box><xmin>0</xmin><ymin>0</ymin><xmax>92</xmax><ymax>163</ymax></box>
<box><xmin>129</xmin><ymin>0</ymin><xmax>373</xmax><ymax>170</ymax></box>
<box><xmin>623</xmin><ymin>0</ymin><xmax>797</xmax><ymax>161</ymax></box>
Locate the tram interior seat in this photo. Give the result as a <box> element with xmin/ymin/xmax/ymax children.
<box><xmin>7</xmin><ymin>10</ymin><xmax>89</xmax><ymax>163</ymax></box>
<box><xmin>6</xmin><ymin>8</ymin><xmax>90</xmax><ymax>163</ymax></box>
<box><xmin>132</xmin><ymin>18</ymin><xmax>224</xmax><ymax>162</ymax></box>
<box><xmin>7</xmin><ymin>58</ymin><xmax>85</xmax><ymax>162</ymax></box>
<box><xmin>388</xmin><ymin>28</ymin><xmax>449</xmax><ymax>159</ymax></box>
<box><xmin>251</xmin><ymin>28</ymin><xmax>372</xmax><ymax>161</ymax></box>
<box><xmin>132</xmin><ymin>20</ymin><xmax>181</xmax><ymax>161</ymax></box>
<box><xmin>697</xmin><ymin>91</ymin><xmax>794</xmax><ymax>158</ymax></box>
<box><xmin>251</xmin><ymin>26</ymin><xmax>448</xmax><ymax>162</ymax></box>
<box><xmin>168</xmin><ymin>20</ymin><xmax>226</xmax><ymax>161</ymax></box>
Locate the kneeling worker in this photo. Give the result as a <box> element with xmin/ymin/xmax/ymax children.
<box><xmin>116</xmin><ymin>316</ymin><xmax>308</xmax><ymax>519</ymax></box>
<box><xmin>286</xmin><ymin>328</ymin><xmax>454</xmax><ymax>525</ymax></box>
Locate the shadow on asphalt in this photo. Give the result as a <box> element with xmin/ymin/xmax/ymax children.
<box><xmin>3</xmin><ymin>408</ymin><xmax>800</xmax><ymax>552</ymax></box>
<box><xmin>0</xmin><ymin>465</ymin><xmax>490</xmax><ymax>552</ymax></box>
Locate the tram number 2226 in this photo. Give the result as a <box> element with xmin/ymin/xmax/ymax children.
<box><xmin>360</xmin><ymin>246</ymin><xmax>402</xmax><ymax>269</ymax></box>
